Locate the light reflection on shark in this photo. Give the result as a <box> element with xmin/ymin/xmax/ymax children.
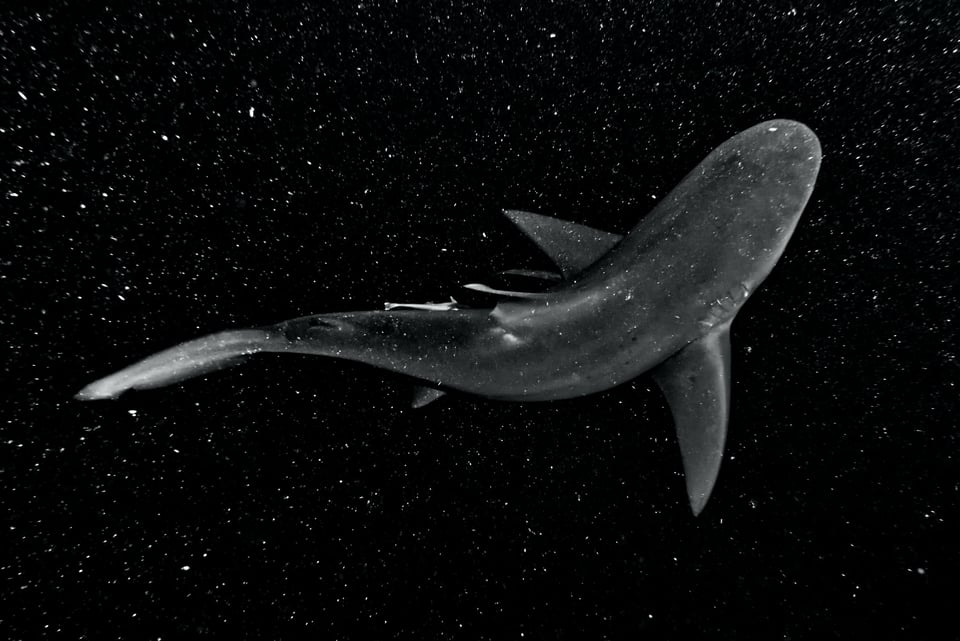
<box><xmin>76</xmin><ymin>120</ymin><xmax>821</xmax><ymax>514</ymax></box>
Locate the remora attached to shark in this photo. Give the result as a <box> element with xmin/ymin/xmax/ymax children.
<box><xmin>77</xmin><ymin>120</ymin><xmax>822</xmax><ymax>515</ymax></box>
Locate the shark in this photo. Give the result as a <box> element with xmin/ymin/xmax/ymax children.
<box><xmin>75</xmin><ymin>120</ymin><xmax>822</xmax><ymax>515</ymax></box>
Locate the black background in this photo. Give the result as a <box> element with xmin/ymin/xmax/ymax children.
<box><xmin>2</xmin><ymin>1</ymin><xmax>957</xmax><ymax>639</ymax></box>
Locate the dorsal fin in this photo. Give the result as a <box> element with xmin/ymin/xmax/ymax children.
<box><xmin>651</xmin><ymin>323</ymin><xmax>732</xmax><ymax>516</ymax></box>
<box><xmin>502</xmin><ymin>210</ymin><xmax>622</xmax><ymax>278</ymax></box>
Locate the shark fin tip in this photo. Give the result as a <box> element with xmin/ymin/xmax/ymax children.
<box><xmin>688</xmin><ymin>489</ymin><xmax>711</xmax><ymax>516</ymax></box>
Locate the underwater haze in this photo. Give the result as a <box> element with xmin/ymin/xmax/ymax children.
<box><xmin>2</xmin><ymin>2</ymin><xmax>957</xmax><ymax>639</ymax></box>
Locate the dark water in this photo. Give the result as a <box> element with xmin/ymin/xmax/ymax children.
<box><xmin>3</xmin><ymin>2</ymin><xmax>956</xmax><ymax>639</ymax></box>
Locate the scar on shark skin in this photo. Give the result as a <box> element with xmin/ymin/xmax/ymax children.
<box><xmin>76</xmin><ymin>120</ymin><xmax>821</xmax><ymax>516</ymax></box>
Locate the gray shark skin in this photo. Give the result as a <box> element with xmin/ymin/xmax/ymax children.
<box><xmin>76</xmin><ymin>120</ymin><xmax>822</xmax><ymax>515</ymax></box>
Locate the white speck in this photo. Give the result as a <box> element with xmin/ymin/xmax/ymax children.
<box><xmin>160</xmin><ymin>134</ymin><xmax>169</xmax><ymax>141</ymax></box>
<box><xmin>180</xmin><ymin>565</ymin><xmax>190</xmax><ymax>571</ymax></box>
<box><xmin>768</xmin><ymin>126</ymin><xmax>778</xmax><ymax>132</ymax></box>
<box><xmin>549</xmin><ymin>32</ymin><xmax>557</xmax><ymax>38</ymax></box>
<box><xmin>917</xmin><ymin>567</ymin><xmax>926</xmax><ymax>575</ymax></box>
<box><xmin>127</xmin><ymin>409</ymin><xmax>137</xmax><ymax>416</ymax></box>
<box><xmin>17</xmin><ymin>91</ymin><xmax>27</xmax><ymax>101</ymax></box>
<box><xmin>248</xmin><ymin>107</ymin><xmax>255</xmax><ymax>118</ymax></box>
<box><xmin>8</xmin><ymin>192</ymin><xmax>18</xmax><ymax>198</ymax></box>
<box><xmin>117</xmin><ymin>294</ymin><xmax>125</xmax><ymax>301</ymax></box>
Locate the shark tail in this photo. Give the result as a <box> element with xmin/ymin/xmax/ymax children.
<box><xmin>75</xmin><ymin>329</ymin><xmax>274</xmax><ymax>400</ymax></box>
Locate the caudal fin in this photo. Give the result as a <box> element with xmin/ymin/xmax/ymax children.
<box><xmin>75</xmin><ymin>329</ymin><xmax>271</xmax><ymax>400</ymax></box>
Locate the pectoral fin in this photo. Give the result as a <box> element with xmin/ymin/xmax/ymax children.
<box><xmin>651</xmin><ymin>323</ymin><xmax>732</xmax><ymax>516</ymax></box>
<box><xmin>502</xmin><ymin>210</ymin><xmax>622</xmax><ymax>277</ymax></box>
<box><xmin>412</xmin><ymin>386</ymin><xmax>446</xmax><ymax>408</ymax></box>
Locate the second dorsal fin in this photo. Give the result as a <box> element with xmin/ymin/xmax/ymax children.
<box><xmin>502</xmin><ymin>210</ymin><xmax>622</xmax><ymax>278</ymax></box>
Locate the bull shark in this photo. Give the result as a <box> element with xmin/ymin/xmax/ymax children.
<box><xmin>76</xmin><ymin>120</ymin><xmax>822</xmax><ymax>515</ymax></box>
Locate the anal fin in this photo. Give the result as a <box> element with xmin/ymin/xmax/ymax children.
<box><xmin>651</xmin><ymin>323</ymin><xmax>732</xmax><ymax>516</ymax></box>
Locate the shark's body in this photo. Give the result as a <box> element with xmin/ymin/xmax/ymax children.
<box><xmin>77</xmin><ymin>120</ymin><xmax>822</xmax><ymax>514</ymax></box>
